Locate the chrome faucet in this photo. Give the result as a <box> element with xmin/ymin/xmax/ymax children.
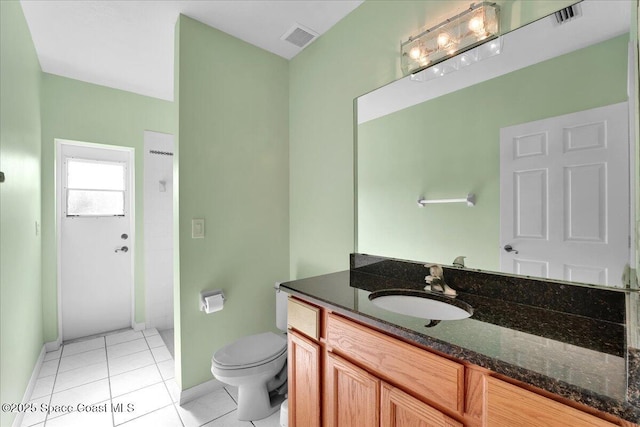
<box><xmin>424</xmin><ymin>264</ymin><xmax>457</xmax><ymax>297</ymax></box>
<box><xmin>452</xmin><ymin>256</ymin><xmax>466</xmax><ymax>268</ymax></box>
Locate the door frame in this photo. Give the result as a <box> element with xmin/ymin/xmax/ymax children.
<box><xmin>55</xmin><ymin>138</ymin><xmax>136</xmax><ymax>341</ymax></box>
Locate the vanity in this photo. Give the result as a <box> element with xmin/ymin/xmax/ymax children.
<box><xmin>284</xmin><ymin>1</ymin><xmax>640</xmax><ymax>425</ymax></box>
<box><xmin>282</xmin><ymin>254</ymin><xmax>640</xmax><ymax>426</ymax></box>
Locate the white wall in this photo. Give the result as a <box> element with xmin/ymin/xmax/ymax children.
<box><xmin>144</xmin><ymin>131</ymin><xmax>174</xmax><ymax>330</ymax></box>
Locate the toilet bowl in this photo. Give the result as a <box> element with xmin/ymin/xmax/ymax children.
<box><xmin>211</xmin><ymin>284</ymin><xmax>289</xmax><ymax>421</ymax></box>
<box><xmin>212</xmin><ymin>331</ymin><xmax>287</xmax><ymax>420</ymax></box>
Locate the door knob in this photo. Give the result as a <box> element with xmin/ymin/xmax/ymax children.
<box><xmin>503</xmin><ymin>244</ymin><xmax>518</xmax><ymax>254</ymax></box>
<box><xmin>115</xmin><ymin>246</ymin><xmax>129</xmax><ymax>253</ymax></box>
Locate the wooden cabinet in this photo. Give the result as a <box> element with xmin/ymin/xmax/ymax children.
<box><xmin>381</xmin><ymin>383</ymin><xmax>463</xmax><ymax>427</ymax></box>
<box><xmin>288</xmin><ymin>330</ymin><xmax>321</xmax><ymax>427</ymax></box>
<box><xmin>324</xmin><ymin>352</ymin><xmax>459</xmax><ymax>427</ymax></box>
<box><xmin>325</xmin><ymin>353</ymin><xmax>380</xmax><ymax>427</ymax></box>
<box><xmin>484</xmin><ymin>376</ymin><xmax>619</xmax><ymax>427</ymax></box>
<box><xmin>323</xmin><ymin>313</ymin><xmax>463</xmax><ymax>427</ymax></box>
<box><xmin>287</xmin><ymin>298</ymin><xmax>322</xmax><ymax>427</ymax></box>
<box><xmin>326</xmin><ymin>313</ymin><xmax>464</xmax><ymax>414</ymax></box>
<box><xmin>286</xmin><ymin>296</ymin><xmax>635</xmax><ymax>427</ymax></box>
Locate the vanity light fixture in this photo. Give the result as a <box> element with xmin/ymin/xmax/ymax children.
<box><xmin>401</xmin><ymin>2</ymin><xmax>500</xmax><ymax>76</ymax></box>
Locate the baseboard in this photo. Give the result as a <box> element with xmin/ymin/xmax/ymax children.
<box><xmin>133</xmin><ymin>322</ymin><xmax>146</xmax><ymax>332</ymax></box>
<box><xmin>12</xmin><ymin>345</ymin><xmax>46</xmax><ymax>427</ymax></box>
<box><xmin>44</xmin><ymin>336</ymin><xmax>62</xmax><ymax>352</ymax></box>
<box><xmin>179</xmin><ymin>378</ymin><xmax>224</xmax><ymax>406</ymax></box>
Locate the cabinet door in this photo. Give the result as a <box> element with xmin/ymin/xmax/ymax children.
<box><xmin>325</xmin><ymin>352</ymin><xmax>380</xmax><ymax>427</ymax></box>
<box><xmin>381</xmin><ymin>383</ymin><xmax>463</xmax><ymax>427</ymax></box>
<box><xmin>485</xmin><ymin>377</ymin><xmax>618</xmax><ymax>427</ymax></box>
<box><xmin>289</xmin><ymin>331</ymin><xmax>321</xmax><ymax>427</ymax></box>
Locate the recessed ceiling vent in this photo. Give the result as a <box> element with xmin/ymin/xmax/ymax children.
<box><xmin>554</xmin><ymin>4</ymin><xmax>582</xmax><ymax>25</ymax></box>
<box><xmin>281</xmin><ymin>23</ymin><xmax>318</xmax><ymax>48</ymax></box>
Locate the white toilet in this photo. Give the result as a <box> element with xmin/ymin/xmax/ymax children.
<box><xmin>211</xmin><ymin>284</ymin><xmax>289</xmax><ymax>421</ymax></box>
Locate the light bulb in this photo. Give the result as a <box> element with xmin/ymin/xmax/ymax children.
<box><xmin>468</xmin><ymin>16</ymin><xmax>484</xmax><ymax>34</ymax></box>
<box><xmin>409</xmin><ymin>46</ymin><xmax>421</xmax><ymax>60</ymax></box>
<box><xmin>437</xmin><ymin>32</ymin><xmax>450</xmax><ymax>49</ymax></box>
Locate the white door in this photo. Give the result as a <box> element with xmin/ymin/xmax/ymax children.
<box><xmin>59</xmin><ymin>142</ymin><xmax>134</xmax><ymax>340</ymax></box>
<box><xmin>500</xmin><ymin>102</ymin><xmax>629</xmax><ymax>287</ymax></box>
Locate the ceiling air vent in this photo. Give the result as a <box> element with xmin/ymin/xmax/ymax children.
<box><xmin>554</xmin><ymin>4</ymin><xmax>581</xmax><ymax>24</ymax></box>
<box><xmin>281</xmin><ymin>24</ymin><xmax>318</xmax><ymax>48</ymax></box>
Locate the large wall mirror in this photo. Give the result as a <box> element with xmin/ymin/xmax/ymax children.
<box><xmin>356</xmin><ymin>0</ymin><xmax>636</xmax><ymax>288</ymax></box>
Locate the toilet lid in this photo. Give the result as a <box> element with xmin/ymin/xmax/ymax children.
<box><xmin>213</xmin><ymin>332</ymin><xmax>287</xmax><ymax>368</ymax></box>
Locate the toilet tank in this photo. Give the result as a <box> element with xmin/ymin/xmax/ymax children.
<box><xmin>275</xmin><ymin>282</ymin><xmax>289</xmax><ymax>332</ymax></box>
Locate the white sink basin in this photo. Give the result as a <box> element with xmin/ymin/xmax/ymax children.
<box><xmin>368</xmin><ymin>289</ymin><xmax>473</xmax><ymax>321</ymax></box>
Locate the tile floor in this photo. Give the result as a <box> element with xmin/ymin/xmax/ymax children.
<box><xmin>21</xmin><ymin>328</ymin><xmax>281</xmax><ymax>427</ymax></box>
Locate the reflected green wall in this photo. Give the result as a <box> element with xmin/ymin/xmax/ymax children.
<box><xmin>288</xmin><ymin>0</ymin><xmax>577</xmax><ymax>279</ymax></box>
<box><xmin>176</xmin><ymin>15</ymin><xmax>289</xmax><ymax>389</ymax></box>
<box><xmin>40</xmin><ymin>74</ymin><xmax>176</xmax><ymax>342</ymax></box>
<box><xmin>357</xmin><ymin>35</ymin><xmax>628</xmax><ymax>270</ymax></box>
<box><xmin>0</xmin><ymin>2</ymin><xmax>43</xmax><ymax>426</ymax></box>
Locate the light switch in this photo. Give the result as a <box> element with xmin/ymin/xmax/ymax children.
<box><xmin>192</xmin><ymin>219</ymin><xmax>205</xmax><ymax>239</ymax></box>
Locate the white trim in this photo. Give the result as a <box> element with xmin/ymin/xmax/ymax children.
<box><xmin>55</xmin><ymin>139</ymin><xmax>136</xmax><ymax>341</ymax></box>
<box><xmin>11</xmin><ymin>346</ymin><xmax>46</xmax><ymax>427</ymax></box>
<box><xmin>45</xmin><ymin>337</ymin><xmax>62</xmax><ymax>352</ymax></box>
<box><xmin>133</xmin><ymin>322</ymin><xmax>146</xmax><ymax>332</ymax></box>
<box><xmin>128</xmin><ymin>148</ymin><xmax>136</xmax><ymax>329</ymax></box>
<box><xmin>628</xmin><ymin>41</ymin><xmax>638</xmax><ymax>277</ymax></box>
<box><xmin>56</xmin><ymin>141</ymin><xmax>63</xmax><ymax>345</ymax></box>
<box><xmin>179</xmin><ymin>379</ymin><xmax>224</xmax><ymax>406</ymax></box>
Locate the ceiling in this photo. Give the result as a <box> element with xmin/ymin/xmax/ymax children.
<box><xmin>20</xmin><ymin>0</ymin><xmax>363</xmax><ymax>101</ymax></box>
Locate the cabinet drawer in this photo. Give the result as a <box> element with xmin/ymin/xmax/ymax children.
<box><xmin>486</xmin><ymin>376</ymin><xmax>618</xmax><ymax>427</ymax></box>
<box><xmin>326</xmin><ymin>313</ymin><xmax>464</xmax><ymax>413</ymax></box>
<box><xmin>287</xmin><ymin>297</ymin><xmax>320</xmax><ymax>341</ymax></box>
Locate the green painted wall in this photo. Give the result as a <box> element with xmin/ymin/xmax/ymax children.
<box><xmin>0</xmin><ymin>2</ymin><xmax>43</xmax><ymax>426</ymax></box>
<box><xmin>357</xmin><ymin>35</ymin><xmax>628</xmax><ymax>270</ymax></box>
<box><xmin>289</xmin><ymin>0</ymin><xmax>576</xmax><ymax>279</ymax></box>
<box><xmin>176</xmin><ymin>15</ymin><xmax>289</xmax><ymax>389</ymax></box>
<box><xmin>40</xmin><ymin>74</ymin><xmax>176</xmax><ymax>342</ymax></box>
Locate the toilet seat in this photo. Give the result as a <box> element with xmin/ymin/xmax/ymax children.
<box><xmin>213</xmin><ymin>331</ymin><xmax>286</xmax><ymax>370</ymax></box>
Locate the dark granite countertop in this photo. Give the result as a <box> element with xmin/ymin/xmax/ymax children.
<box><xmin>280</xmin><ymin>255</ymin><xmax>640</xmax><ymax>424</ymax></box>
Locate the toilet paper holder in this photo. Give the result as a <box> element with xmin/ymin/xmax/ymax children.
<box><xmin>199</xmin><ymin>289</ymin><xmax>225</xmax><ymax>313</ymax></box>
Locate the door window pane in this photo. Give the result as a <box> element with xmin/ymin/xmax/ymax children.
<box><xmin>67</xmin><ymin>190</ymin><xmax>125</xmax><ymax>216</ymax></box>
<box><xmin>66</xmin><ymin>158</ymin><xmax>126</xmax><ymax>217</ymax></box>
<box><xmin>67</xmin><ymin>159</ymin><xmax>125</xmax><ymax>190</ymax></box>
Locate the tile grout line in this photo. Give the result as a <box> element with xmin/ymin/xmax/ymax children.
<box><xmin>115</xmin><ymin>403</ymin><xmax>175</xmax><ymax>427</ymax></box>
<box><xmin>60</xmin><ymin>335</ymin><xmax>112</xmax><ymax>358</ymax></box>
<box><xmin>161</xmin><ymin>380</ymin><xmax>185</xmax><ymax>426</ymax></box>
<box><xmin>222</xmin><ymin>387</ymin><xmax>237</xmax><ymax>405</ymax></box>
<box><xmin>104</xmin><ymin>336</ymin><xmax>117</xmax><ymax>427</ymax></box>
<box><xmin>40</xmin><ymin>347</ymin><xmax>63</xmax><ymax>427</ymax></box>
<box><xmin>148</xmin><ymin>333</ymin><xmax>186</xmax><ymax>427</ymax></box>
<box><xmin>197</xmin><ymin>408</ymin><xmax>238</xmax><ymax>427</ymax></box>
<box><xmin>164</xmin><ymin>376</ymin><xmax>185</xmax><ymax>427</ymax></box>
<box><xmin>111</xmin><ymin>333</ymin><xmax>173</xmax><ymax>426</ymax></box>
